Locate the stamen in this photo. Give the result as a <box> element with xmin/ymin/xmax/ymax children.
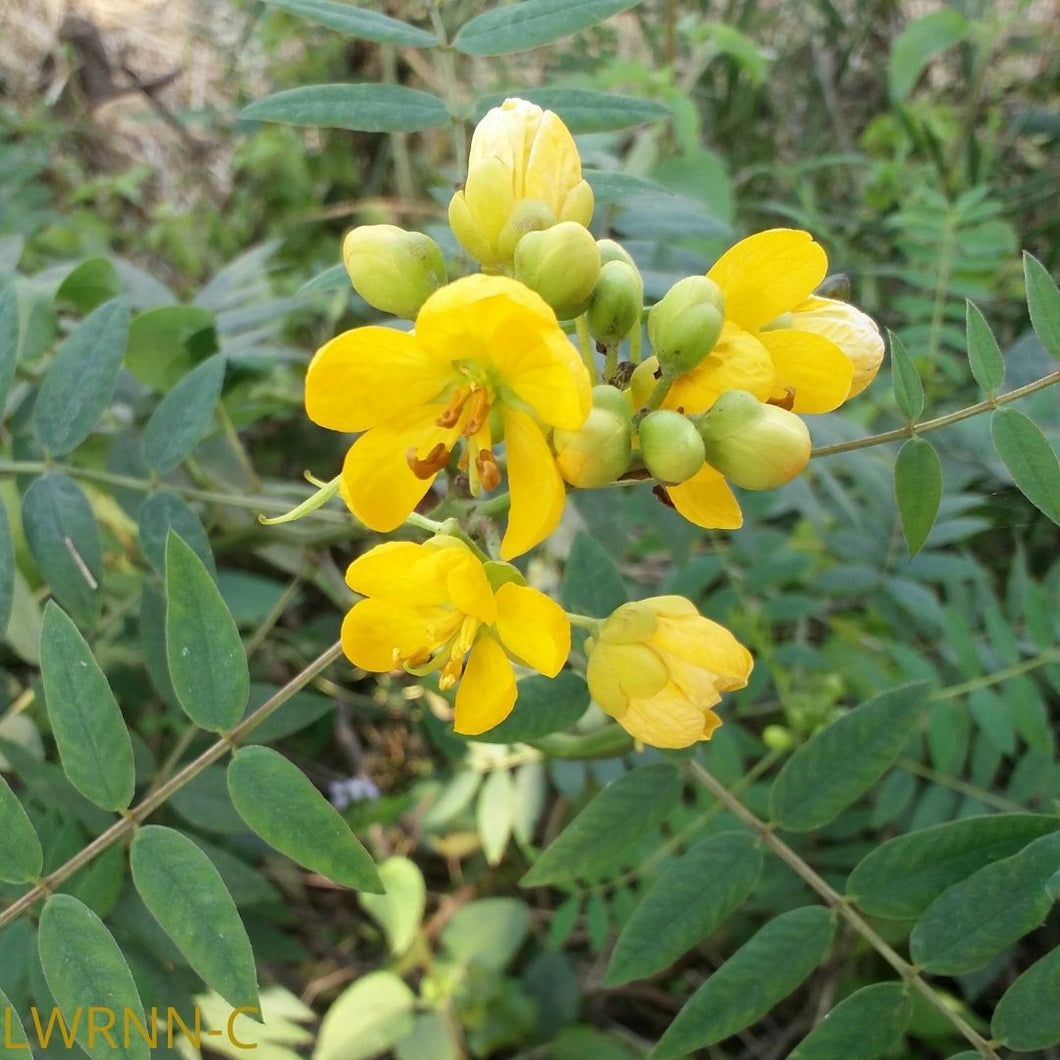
<box><xmin>462</xmin><ymin>389</ymin><xmax>491</xmax><ymax>437</ymax></box>
<box><xmin>403</xmin><ymin>647</ymin><xmax>432</xmax><ymax>668</ymax></box>
<box><xmin>406</xmin><ymin>442</ymin><xmax>451</xmax><ymax>479</ymax></box>
<box><xmin>439</xmin><ymin>657</ymin><xmax>464</xmax><ymax>690</ymax></box>
<box><xmin>767</xmin><ymin>387</ymin><xmax>796</xmax><ymax>411</ymax></box>
<box><xmin>476</xmin><ymin>450</ymin><xmax>501</xmax><ymax>491</ymax></box>
<box><xmin>435</xmin><ymin>386</ymin><xmax>472</xmax><ymax>428</ymax></box>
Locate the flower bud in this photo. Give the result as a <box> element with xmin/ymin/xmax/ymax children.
<box><xmin>628</xmin><ymin>356</ymin><xmax>660</xmax><ymax>410</ymax></box>
<box><xmin>695</xmin><ymin>390</ymin><xmax>811</xmax><ymax>490</ymax></box>
<box><xmin>554</xmin><ymin>404</ymin><xmax>632</xmax><ymax>488</ymax></box>
<box><xmin>789</xmin><ymin>296</ymin><xmax>885</xmax><ymax>399</ymax></box>
<box><xmin>638</xmin><ymin>409</ymin><xmax>705</xmax><ymax>485</ymax></box>
<box><xmin>587</xmin><ymin>260</ymin><xmax>644</xmax><ymax>347</ymax></box>
<box><xmin>596</xmin><ymin>238</ymin><xmax>637</xmax><ymax>269</ymax></box>
<box><xmin>585</xmin><ymin>595</ymin><xmax>753</xmax><ymax>749</ymax></box>
<box><xmin>495</xmin><ymin>200</ymin><xmax>557</xmax><ymax>265</ymax></box>
<box><xmin>648</xmin><ymin>276</ymin><xmax>725</xmax><ymax>374</ymax></box>
<box><xmin>762</xmin><ymin>724</ymin><xmax>794</xmax><ymax>751</ymax></box>
<box><xmin>514</xmin><ymin>221</ymin><xmax>602</xmax><ymax>320</ymax></box>
<box><xmin>342</xmin><ymin>225</ymin><xmax>446</xmax><ymax>319</ymax></box>
<box><xmin>591</xmin><ymin>383</ymin><xmax>633</xmax><ymax>422</ymax></box>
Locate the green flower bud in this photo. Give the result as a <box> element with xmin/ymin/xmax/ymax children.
<box><xmin>638</xmin><ymin>409</ymin><xmax>705</xmax><ymax>485</ymax></box>
<box><xmin>695</xmin><ymin>390</ymin><xmax>811</xmax><ymax>490</ymax></box>
<box><xmin>647</xmin><ymin>276</ymin><xmax>725</xmax><ymax>374</ymax></box>
<box><xmin>342</xmin><ymin>224</ymin><xmax>447</xmax><ymax>319</ymax></box>
<box><xmin>514</xmin><ymin>221</ymin><xmax>601</xmax><ymax>320</ymax></box>
<box><xmin>762</xmin><ymin>724</ymin><xmax>794</xmax><ymax>751</ymax></box>
<box><xmin>554</xmin><ymin>406</ymin><xmax>632</xmax><ymax>488</ymax></box>
<box><xmin>596</xmin><ymin>238</ymin><xmax>637</xmax><ymax>269</ymax></box>
<box><xmin>587</xmin><ymin>260</ymin><xmax>644</xmax><ymax>347</ymax></box>
<box><xmin>592</xmin><ymin>383</ymin><xmax>633</xmax><ymax>422</ymax></box>
<box><xmin>495</xmin><ymin>200</ymin><xmax>557</xmax><ymax>264</ymax></box>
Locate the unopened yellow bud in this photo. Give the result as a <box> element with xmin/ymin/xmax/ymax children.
<box><xmin>587</xmin><ymin>260</ymin><xmax>644</xmax><ymax>347</ymax></box>
<box><xmin>591</xmin><ymin>383</ymin><xmax>633</xmax><ymax>422</ymax></box>
<box><xmin>553</xmin><ymin>404</ymin><xmax>631</xmax><ymax>489</ymax></box>
<box><xmin>629</xmin><ymin>356</ymin><xmax>660</xmax><ymax>410</ymax></box>
<box><xmin>585</xmin><ymin>595</ymin><xmax>753</xmax><ymax>749</ymax></box>
<box><xmin>514</xmin><ymin>221</ymin><xmax>601</xmax><ymax>320</ymax></box>
<box><xmin>696</xmin><ymin>390</ymin><xmax>811</xmax><ymax>490</ymax></box>
<box><xmin>789</xmin><ymin>296</ymin><xmax>885</xmax><ymax>399</ymax></box>
<box><xmin>648</xmin><ymin>276</ymin><xmax>725</xmax><ymax>374</ymax></box>
<box><xmin>596</xmin><ymin>238</ymin><xmax>637</xmax><ymax>269</ymax></box>
<box><xmin>638</xmin><ymin>409</ymin><xmax>705</xmax><ymax>485</ymax></box>
<box><xmin>496</xmin><ymin>200</ymin><xmax>557</xmax><ymax>265</ymax></box>
<box><xmin>342</xmin><ymin>225</ymin><xmax>447</xmax><ymax>319</ymax></box>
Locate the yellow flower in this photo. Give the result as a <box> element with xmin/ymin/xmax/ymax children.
<box><xmin>305</xmin><ymin>274</ymin><xmax>591</xmax><ymax>559</ymax></box>
<box><xmin>448</xmin><ymin>98</ymin><xmax>594</xmax><ymax>270</ymax></box>
<box><xmin>341</xmin><ymin>537</ymin><xmax>570</xmax><ymax>735</ymax></box>
<box><xmin>585</xmin><ymin>596</ymin><xmax>752</xmax><ymax>749</ymax></box>
<box><xmin>787</xmin><ymin>295</ymin><xmax>885</xmax><ymax>399</ymax></box>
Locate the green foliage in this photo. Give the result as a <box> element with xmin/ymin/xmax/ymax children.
<box><xmin>241</xmin><ymin>85</ymin><xmax>451</xmax><ymax>133</ymax></box>
<box><xmin>789</xmin><ymin>982</ymin><xmax>913</xmax><ymax>1060</ymax></box>
<box><xmin>895</xmin><ymin>437</ymin><xmax>943</xmax><ymax>556</ymax></box>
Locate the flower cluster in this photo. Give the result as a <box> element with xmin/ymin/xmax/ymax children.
<box><xmin>298</xmin><ymin>97</ymin><xmax>885</xmax><ymax>749</ymax></box>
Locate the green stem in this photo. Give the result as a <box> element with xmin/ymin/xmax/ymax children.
<box><xmin>629</xmin><ymin>321</ymin><xmax>643</xmax><ymax>365</ymax></box>
<box><xmin>603</xmin><ymin>344</ymin><xmax>619</xmax><ymax>382</ymax></box>
<box><xmin>811</xmin><ymin>369</ymin><xmax>1060</xmax><ymax>458</ymax></box>
<box><xmin>896</xmin><ymin>758</ymin><xmax>1026</xmax><ymax>814</ymax></box>
<box><xmin>688</xmin><ymin>761</ymin><xmax>1001</xmax><ymax>1060</ymax></box>
<box><xmin>930</xmin><ymin>646</ymin><xmax>1060</xmax><ymax>702</ymax></box>
<box><xmin>566</xmin><ymin>612</ymin><xmax>605</xmax><ymax>633</ymax></box>
<box><xmin>575</xmin><ymin>315</ymin><xmax>599</xmax><ymax>383</ymax></box>
<box><xmin>0</xmin><ymin>641</ymin><xmax>345</xmax><ymax>932</ymax></box>
<box><xmin>641</xmin><ymin>368</ymin><xmax>675</xmax><ymax>414</ymax></box>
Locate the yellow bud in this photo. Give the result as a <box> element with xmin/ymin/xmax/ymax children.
<box><xmin>696</xmin><ymin>390</ymin><xmax>811</xmax><ymax>490</ymax></box>
<box><xmin>496</xmin><ymin>199</ymin><xmax>557</xmax><ymax>265</ymax></box>
<box><xmin>629</xmin><ymin>356</ymin><xmax>660</xmax><ymax>410</ymax></box>
<box><xmin>514</xmin><ymin>221</ymin><xmax>601</xmax><ymax>319</ymax></box>
<box><xmin>648</xmin><ymin>276</ymin><xmax>725</xmax><ymax>374</ymax></box>
<box><xmin>638</xmin><ymin>410</ymin><xmax>705</xmax><ymax>485</ymax></box>
<box><xmin>587</xmin><ymin>260</ymin><xmax>644</xmax><ymax>347</ymax></box>
<box><xmin>554</xmin><ymin>406</ymin><xmax>632</xmax><ymax>488</ymax></box>
<box><xmin>585</xmin><ymin>595</ymin><xmax>753</xmax><ymax>749</ymax></box>
<box><xmin>789</xmin><ymin>296</ymin><xmax>885</xmax><ymax>399</ymax></box>
<box><xmin>342</xmin><ymin>225</ymin><xmax>447</xmax><ymax>319</ymax></box>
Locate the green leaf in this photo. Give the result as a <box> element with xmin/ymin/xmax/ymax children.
<box><xmin>138</xmin><ymin>491</ymin><xmax>214</xmax><ymax>577</ymax></box>
<box><xmin>562</xmin><ymin>532</ymin><xmax>627</xmax><ymax>618</ymax></box>
<box><xmin>473</xmin><ymin>671</ymin><xmax>589</xmax><ymax>743</ymax></box>
<box><xmin>888</xmin><ymin>9</ymin><xmax>969</xmax><ymax>102</ymax></box>
<box><xmin>241</xmin><ymin>84</ymin><xmax>449</xmax><ymax>132</ymax></box>
<box><xmin>992</xmin><ymin>945</ymin><xmax>1060</xmax><ymax>1051</ymax></box>
<box><xmin>441</xmin><ymin>898</ymin><xmax>530</xmax><ymax>970</ymax></box>
<box><xmin>455</xmin><ymin>0</ymin><xmax>644</xmax><ymax>55</ymax></box>
<box><xmin>396</xmin><ymin>1013</ymin><xmax>459</xmax><ymax>1060</ymax></box>
<box><xmin>0</xmin><ymin>985</ymin><xmax>30</xmax><ymax>1060</ymax></box>
<box><xmin>991</xmin><ymin>407</ymin><xmax>1060</xmax><ymax>525</ymax></box>
<box><xmin>0</xmin><ymin>501</ymin><xmax>13</xmax><ymax>636</ymax></box>
<box><xmin>965</xmin><ymin>301</ymin><xmax>1004</xmax><ymax>393</ymax></box>
<box><xmin>165</xmin><ymin>532</ymin><xmax>248</xmax><ymax>731</ymax></box>
<box><xmin>130</xmin><ymin>825</ymin><xmax>259</xmax><ymax>1011</ymax></box>
<box><xmin>55</xmin><ymin>257</ymin><xmax>123</xmax><ymax>314</ymax></box>
<box><xmin>585</xmin><ymin>170</ymin><xmax>669</xmax><ymax>204</ymax></box>
<box><xmin>477</xmin><ymin>768</ymin><xmax>514</xmax><ymax>866</ymax></box>
<box><xmin>22</xmin><ymin>471</ymin><xmax>103</xmax><ymax>626</ymax></box>
<box><xmin>894</xmin><ymin>437</ymin><xmax>942</xmax><ymax>556</ymax></box>
<box><xmin>0</xmin><ymin>772</ymin><xmax>43</xmax><ymax>883</ymax></box>
<box><xmin>37</xmin><ymin>894</ymin><xmax>149</xmax><ymax>1060</ymax></box>
<box><xmin>40</xmin><ymin>602</ymin><xmax>135</xmax><ymax>811</ymax></box>
<box><xmin>0</xmin><ymin>285</ymin><xmax>18</xmax><ymax>418</ymax></box>
<box><xmin>126</xmin><ymin>304</ymin><xmax>217</xmax><ymax>391</ymax></box>
<box><xmin>33</xmin><ymin>297</ymin><xmax>129</xmax><ymax>457</ymax></box>
<box><xmin>227</xmin><ymin>745</ymin><xmax>383</xmax><ymax>892</ymax></box>
<box><xmin>296</xmin><ymin>263</ymin><xmax>350</xmax><ymax>299</ymax></box>
<box><xmin>605</xmin><ymin>831</ymin><xmax>762</xmax><ymax>986</ymax></box>
<box><xmin>473</xmin><ymin>88</ymin><xmax>668</xmax><ymax>133</ymax></box>
<box><xmin>360</xmin><ymin>856</ymin><xmax>426</xmax><ymax>955</ymax></box>
<box><xmin>521</xmin><ymin>764</ymin><xmax>682</xmax><ymax>887</ymax></box>
<box><xmin>652</xmin><ymin>906</ymin><xmax>836</xmax><ymax>1058</ymax></box>
<box><xmin>909</xmin><ymin>831</ymin><xmax>1060</xmax><ymax>974</ymax></box>
<box><xmin>789</xmin><ymin>982</ymin><xmax>912</xmax><ymax>1060</ymax></box>
<box><xmin>769</xmin><ymin>684</ymin><xmax>930</xmax><ymax>831</ymax></box>
<box><xmin>314</xmin><ymin>972</ymin><xmax>415</xmax><ymax>1060</ymax></box>
<box><xmin>888</xmin><ymin>330</ymin><xmax>924</xmax><ymax>421</ymax></box>
<box><xmin>1023</xmin><ymin>251</ymin><xmax>1060</xmax><ymax>360</ymax></box>
<box><xmin>262</xmin><ymin>0</ymin><xmax>437</xmax><ymax>45</ymax></box>
<box><xmin>141</xmin><ymin>354</ymin><xmax>225</xmax><ymax>474</ymax></box>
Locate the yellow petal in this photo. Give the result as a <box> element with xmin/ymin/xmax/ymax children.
<box><xmin>790</xmin><ymin>296</ymin><xmax>885</xmax><ymax>399</ymax></box>
<box><xmin>559</xmin><ymin>179</ymin><xmax>595</xmax><ymax>227</ymax></box>
<box><xmin>666</xmin><ymin>465</ymin><xmax>743</xmax><ymax>530</ymax></box>
<box><xmin>461</xmin><ymin>156</ymin><xmax>515</xmax><ymax>253</ymax></box>
<box><xmin>620</xmin><ymin>684</ymin><xmax>711</xmax><ymax>749</ymax></box>
<box><xmin>305</xmin><ymin>327</ymin><xmax>451</xmax><ymax>433</ymax></box>
<box><xmin>707</xmin><ymin>229</ymin><xmax>828</xmax><ymax>332</ymax></box>
<box><xmin>494</xmin><ymin>582</ymin><xmax>570</xmax><ymax>676</ymax></box>
<box><xmin>499</xmin><ymin>407</ymin><xmax>567</xmax><ymax>560</ymax></box>
<box><xmin>757</xmin><ymin>329</ymin><xmax>854</xmax><ymax>414</ymax></box>
<box><xmin>441</xmin><ymin>548</ymin><xmax>497</xmax><ymax>625</ymax></box>
<box><xmin>524</xmin><ymin>111</ymin><xmax>584</xmax><ymax>218</ymax></box>
<box><xmin>653</xmin><ymin>613</ymin><xmax>754</xmax><ymax>691</ymax></box>
<box><xmin>500</xmin><ymin>324</ymin><xmax>591</xmax><ymax>430</ymax></box>
<box><xmin>345</xmin><ymin>541</ymin><xmax>430</xmax><ymax>597</ymax></box>
<box><xmin>341</xmin><ymin>598</ymin><xmax>428</xmax><ymax>672</ymax></box>
<box><xmin>665</xmin><ymin>323</ymin><xmax>776</xmax><ymax>414</ymax></box>
<box><xmin>448</xmin><ymin>190</ymin><xmax>495</xmax><ymax>266</ymax></box>
<box><xmin>453</xmin><ymin>633</ymin><xmax>517</xmax><ymax>735</ymax></box>
<box><xmin>341</xmin><ymin>409</ymin><xmax>450</xmax><ymax>532</ymax></box>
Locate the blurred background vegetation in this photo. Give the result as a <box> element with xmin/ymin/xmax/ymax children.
<box><xmin>2</xmin><ymin>0</ymin><xmax>1060</xmax><ymax>1057</ymax></box>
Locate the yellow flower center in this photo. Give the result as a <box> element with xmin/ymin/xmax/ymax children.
<box><xmin>395</xmin><ymin>609</ymin><xmax>484</xmax><ymax>690</ymax></box>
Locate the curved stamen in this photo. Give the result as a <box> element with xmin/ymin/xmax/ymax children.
<box><xmin>407</xmin><ymin>442</ymin><xmax>452</xmax><ymax>479</ymax></box>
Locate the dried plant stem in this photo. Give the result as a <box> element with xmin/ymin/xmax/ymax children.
<box><xmin>0</xmin><ymin>641</ymin><xmax>344</xmax><ymax>933</ymax></box>
<box><xmin>688</xmin><ymin>761</ymin><xmax>1001</xmax><ymax>1060</ymax></box>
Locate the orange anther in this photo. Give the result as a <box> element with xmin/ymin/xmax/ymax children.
<box><xmin>462</xmin><ymin>389</ymin><xmax>491</xmax><ymax>437</ymax></box>
<box><xmin>767</xmin><ymin>387</ymin><xmax>796</xmax><ymax>411</ymax></box>
<box><xmin>406</xmin><ymin>442</ymin><xmax>451</xmax><ymax>479</ymax></box>
<box><xmin>476</xmin><ymin>450</ymin><xmax>502</xmax><ymax>492</ymax></box>
<box><xmin>435</xmin><ymin>386</ymin><xmax>472</xmax><ymax>428</ymax></box>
